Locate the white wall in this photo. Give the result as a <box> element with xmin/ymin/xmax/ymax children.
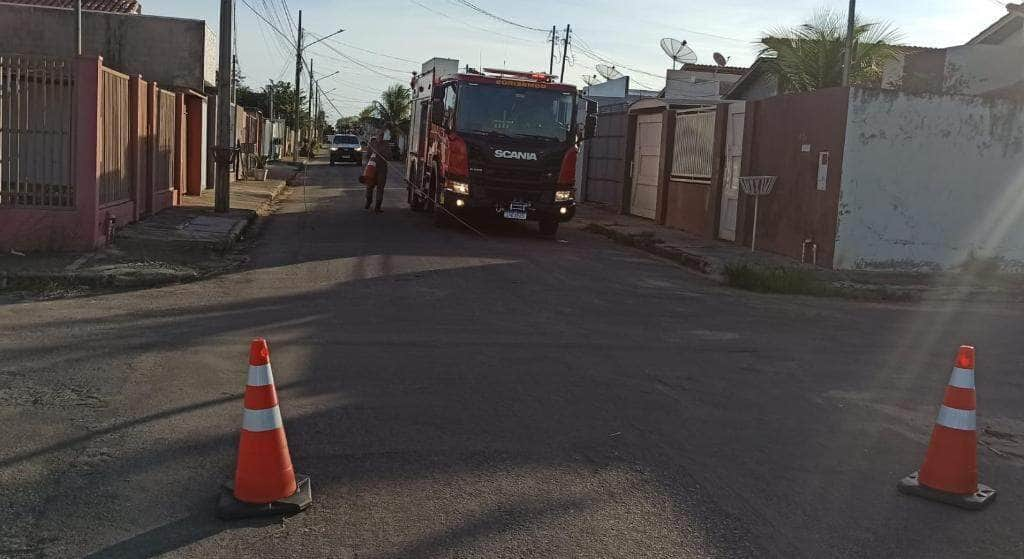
<box><xmin>664</xmin><ymin>69</ymin><xmax>740</xmax><ymax>100</ymax></box>
<box><xmin>944</xmin><ymin>45</ymin><xmax>1024</xmax><ymax>96</ymax></box>
<box><xmin>835</xmin><ymin>87</ymin><xmax>1024</xmax><ymax>270</ymax></box>
<box><xmin>584</xmin><ymin>77</ymin><xmax>630</xmax><ymax>98</ymax></box>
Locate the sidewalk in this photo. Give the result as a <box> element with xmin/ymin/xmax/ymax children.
<box><xmin>0</xmin><ymin>164</ymin><xmax>295</xmax><ymax>295</ymax></box>
<box><xmin>571</xmin><ymin>203</ymin><xmax>799</xmax><ymax>280</ymax></box>
<box><xmin>571</xmin><ymin>203</ymin><xmax>1024</xmax><ymax>302</ymax></box>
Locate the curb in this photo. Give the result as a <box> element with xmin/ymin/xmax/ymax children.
<box><xmin>580</xmin><ymin>222</ymin><xmax>723</xmax><ymax>281</ymax></box>
<box><xmin>3</xmin><ymin>182</ymin><xmax>293</xmax><ymax>294</ymax></box>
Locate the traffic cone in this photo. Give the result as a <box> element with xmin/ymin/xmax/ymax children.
<box><xmin>898</xmin><ymin>345</ymin><xmax>996</xmax><ymax>510</ymax></box>
<box><xmin>359</xmin><ymin>156</ymin><xmax>377</xmax><ymax>185</ymax></box>
<box><xmin>217</xmin><ymin>338</ymin><xmax>312</xmax><ymax>519</ymax></box>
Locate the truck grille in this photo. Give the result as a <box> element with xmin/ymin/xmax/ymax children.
<box><xmin>483</xmin><ymin>186</ymin><xmax>547</xmax><ymax>203</ymax></box>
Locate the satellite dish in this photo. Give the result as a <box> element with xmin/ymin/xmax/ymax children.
<box><xmin>595</xmin><ymin>64</ymin><xmax>624</xmax><ymax>81</ymax></box>
<box><xmin>713</xmin><ymin>52</ymin><xmax>730</xmax><ymax>67</ymax></box>
<box><xmin>660</xmin><ymin>38</ymin><xmax>697</xmax><ymax>70</ymax></box>
<box><xmin>582</xmin><ymin>75</ymin><xmax>599</xmax><ymax>86</ymax></box>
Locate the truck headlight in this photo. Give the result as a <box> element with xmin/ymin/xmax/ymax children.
<box><xmin>555</xmin><ymin>190</ymin><xmax>574</xmax><ymax>202</ymax></box>
<box><xmin>330</xmin><ymin>147</ymin><xmax>339</xmax><ymax>151</ymax></box>
<box><xmin>447</xmin><ymin>180</ymin><xmax>470</xmax><ymax>195</ymax></box>
<box><xmin>354</xmin><ymin>146</ymin><xmax>362</xmax><ymax>152</ymax></box>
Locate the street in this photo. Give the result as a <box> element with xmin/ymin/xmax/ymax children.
<box><xmin>3</xmin><ymin>161</ymin><xmax>1024</xmax><ymax>558</ymax></box>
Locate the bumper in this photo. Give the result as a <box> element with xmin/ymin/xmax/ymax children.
<box><xmin>439</xmin><ymin>189</ymin><xmax>576</xmax><ymax>222</ymax></box>
<box><xmin>329</xmin><ymin>150</ymin><xmax>361</xmax><ymax>162</ymax></box>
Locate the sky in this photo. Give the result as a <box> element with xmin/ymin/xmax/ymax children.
<box><xmin>143</xmin><ymin>0</ymin><xmax>1010</xmax><ymax>118</ymax></box>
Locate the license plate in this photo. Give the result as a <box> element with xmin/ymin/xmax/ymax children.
<box><xmin>503</xmin><ymin>209</ymin><xmax>528</xmax><ymax>220</ymax></box>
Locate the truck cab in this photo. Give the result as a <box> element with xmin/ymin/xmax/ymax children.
<box><xmin>407</xmin><ymin>60</ymin><xmax>597</xmax><ymax>235</ymax></box>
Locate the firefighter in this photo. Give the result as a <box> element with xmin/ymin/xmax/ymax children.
<box><xmin>364</xmin><ymin>135</ymin><xmax>388</xmax><ymax>213</ymax></box>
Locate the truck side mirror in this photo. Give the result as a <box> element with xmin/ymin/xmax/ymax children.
<box><xmin>583</xmin><ymin>114</ymin><xmax>598</xmax><ymax>140</ymax></box>
<box><xmin>430</xmin><ymin>98</ymin><xmax>444</xmax><ymax>127</ymax></box>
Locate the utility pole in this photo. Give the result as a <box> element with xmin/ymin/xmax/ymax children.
<box><xmin>292</xmin><ymin>9</ymin><xmax>303</xmax><ymax>163</ymax></box>
<box><xmin>214</xmin><ymin>0</ymin><xmax>234</xmax><ymax>213</ymax></box>
<box><xmin>268</xmin><ymin>80</ymin><xmax>274</xmax><ymax>120</ymax></box>
<box><xmin>842</xmin><ymin>0</ymin><xmax>856</xmax><ymax>86</ymax></box>
<box><xmin>549</xmin><ymin>26</ymin><xmax>556</xmax><ymax>75</ymax></box>
<box><xmin>560</xmin><ymin>24</ymin><xmax>571</xmax><ymax>83</ymax></box>
<box><xmin>307</xmin><ymin>58</ymin><xmax>314</xmax><ymax>154</ymax></box>
<box><xmin>75</xmin><ymin>0</ymin><xmax>82</xmax><ymax>55</ymax></box>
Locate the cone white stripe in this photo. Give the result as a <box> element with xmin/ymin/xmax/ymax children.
<box><xmin>935</xmin><ymin>405</ymin><xmax>976</xmax><ymax>431</ymax></box>
<box><xmin>242</xmin><ymin>406</ymin><xmax>283</xmax><ymax>432</ymax></box>
<box><xmin>247</xmin><ymin>363</ymin><xmax>274</xmax><ymax>387</ymax></box>
<box><xmin>948</xmin><ymin>367</ymin><xmax>975</xmax><ymax>389</ymax></box>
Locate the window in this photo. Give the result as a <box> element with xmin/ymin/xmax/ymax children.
<box><xmin>333</xmin><ymin>135</ymin><xmax>359</xmax><ymax>145</ymax></box>
<box><xmin>671</xmin><ymin>108</ymin><xmax>716</xmax><ymax>183</ymax></box>
<box><xmin>455</xmin><ymin>84</ymin><xmax>575</xmax><ymax>143</ymax></box>
<box><xmin>443</xmin><ymin>86</ymin><xmax>457</xmax><ymax>129</ymax></box>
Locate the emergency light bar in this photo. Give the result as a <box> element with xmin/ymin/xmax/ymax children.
<box><xmin>481</xmin><ymin>68</ymin><xmax>555</xmax><ymax>82</ymax></box>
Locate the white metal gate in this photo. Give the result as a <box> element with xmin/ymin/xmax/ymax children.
<box><xmin>629</xmin><ymin>113</ymin><xmax>662</xmax><ymax>219</ymax></box>
<box><xmin>719</xmin><ymin>102</ymin><xmax>745</xmax><ymax>241</ymax></box>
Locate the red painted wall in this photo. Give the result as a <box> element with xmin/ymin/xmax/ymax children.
<box><xmin>737</xmin><ymin>87</ymin><xmax>850</xmax><ymax>267</ymax></box>
<box><xmin>184</xmin><ymin>95</ymin><xmax>205</xmax><ymax>195</ymax></box>
<box><xmin>663</xmin><ymin>180</ymin><xmax>711</xmax><ymax>233</ymax></box>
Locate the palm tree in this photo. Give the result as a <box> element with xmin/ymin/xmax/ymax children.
<box><xmin>362</xmin><ymin>84</ymin><xmax>411</xmax><ymax>143</ymax></box>
<box><xmin>759</xmin><ymin>9</ymin><xmax>902</xmax><ymax>93</ymax></box>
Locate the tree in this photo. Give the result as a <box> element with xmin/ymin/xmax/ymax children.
<box><xmin>335</xmin><ymin>115</ymin><xmax>361</xmax><ymax>133</ymax></box>
<box><xmin>362</xmin><ymin>84</ymin><xmax>411</xmax><ymax>141</ymax></box>
<box><xmin>758</xmin><ymin>9</ymin><xmax>902</xmax><ymax>93</ymax></box>
<box><xmin>234</xmin><ymin>81</ymin><xmax>308</xmax><ymax>130</ymax></box>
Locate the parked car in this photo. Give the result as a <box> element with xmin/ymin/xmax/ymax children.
<box><xmin>329</xmin><ymin>134</ymin><xmax>362</xmax><ymax>165</ymax></box>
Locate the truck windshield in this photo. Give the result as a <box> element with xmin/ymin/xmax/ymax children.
<box><xmin>457</xmin><ymin>83</ymin><xmax>574</xmax><ymax>143</ymax></box>
<box><xmin>334</xmin><ymin>135</ymin><xmax>358</xmax><ymax>144</ymax></box>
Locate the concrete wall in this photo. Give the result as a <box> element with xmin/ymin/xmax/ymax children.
<box><xmin>738</xmin><ymin>88</ymin><xmax>850</xmax><ymax>266</ymax></box>
<box><xmin>944</xmin><ymin>45</ymin><xmax>1024</xmax><ymax>96</ymax></box>
<box><xmin>835</xmin><ymin>87</ymin><xmax>1024</xmax><ymax>270</ymax></box>
<box><xmin>663</xmin><ymin>180</ymin><xmax>711</xmax><ymax>233</ymax></box>
<box><xmin>664</xmin><ymin>69</ymin><xmax>740</xmax><ymax>100</ymax></box>
<box><xmin>0</xmin><ymin>4</ymin><xmax>213</xmax><ymax>90</ymax></box>
<box><xmin>584</xmin><ymin>77</ymin><xmax>630</xmax><ymax>98</ymax></box>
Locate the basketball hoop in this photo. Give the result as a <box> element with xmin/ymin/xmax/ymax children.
<box><xmin>738</xmin><ymin>176</ymin><xmax>777</xmax><ymax>252</ymax></box>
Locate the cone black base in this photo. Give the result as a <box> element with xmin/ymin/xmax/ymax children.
<box><xmin>216</xmin><ymin>474</ymin><xmax>312</xmax><ymax>520</ymax></box>
<box><xmin>897</xmin><ymin>471</ymin><xmax>996</xmax><ymax>510</ymax></box>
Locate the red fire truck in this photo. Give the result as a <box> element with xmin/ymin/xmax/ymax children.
<box><xmin>406</xmin><ymin>58</ymin><xmax>596</xmax><ymax>235</ymax></box>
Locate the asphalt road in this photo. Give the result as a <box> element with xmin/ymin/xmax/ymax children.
<box><xmin>2</xmin><ymin>160</ymin><xmax>1024</xmax><ymax>558</ymax></box>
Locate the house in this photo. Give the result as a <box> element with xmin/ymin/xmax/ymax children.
<box><xmin>577</xmin><ymin>3</ymin><xmax>1024</xmax><ymax>271</ymax></box>
<box><xmin>0</xmin><ymin>1</ymin><xmax>221</xmax><ymax>196</ymax></box>
<box><xmin>1</xmin><ymin>0</ymin><xmax>141</xmax><ymax>13</ymax></box>
<box><xmin>729</xmin><ymin>4</ymin><xmax>1024</xmax><ymax>270</ymax></box>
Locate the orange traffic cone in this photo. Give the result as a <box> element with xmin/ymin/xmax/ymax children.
<box><xmin>359</xmin><ymin>157</ymin><xmax>378</xmax><ymax>185</ymax></box>
<box><xmin>898</xmin><ymin>345</ymin><xmax>996</xmax><ymax>510</ymax></box>
<box><xmin>217</xmin><ymin>338</ymin><xmax>312</xmax><ymax>519</ymax></box>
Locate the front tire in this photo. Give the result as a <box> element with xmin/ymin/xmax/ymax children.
<box><xmin>539</xmin><ymin>220</ymin><xmax>559</xmax><ymax>236</ymax></box>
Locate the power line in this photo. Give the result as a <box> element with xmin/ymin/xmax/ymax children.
<box><xmin>306</xmin><ymin>33</ymin><xmax>414</xmax><ymax>74</ymax></box>
<box><xmin>327</xmin><ymin>40</ymin><xmax>419</xmax><ymax>64</ymax></box>
<box><xmin>407</xmin><ymin>0</ymin><xmax>545</xmax><ymax>44</ymax></box>
<box><xmin>571</xmin><ymin>35</ymin><xmax>665</xmax><ymax>81</ymax></box>
<box><xmin>446</xmin><ymin>0</ymin><xmax>549</xmax><ymax>33</ymax></box>
<box><xmin>318</xmin><ymin>75</ymin><xmax>386</xmax><ymax>95</ymax></box>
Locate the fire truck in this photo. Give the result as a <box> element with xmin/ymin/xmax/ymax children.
<box><xmin>406</xmin><ymin>58</ymin><xmax>597</xmax><ymax>235</ymax></box>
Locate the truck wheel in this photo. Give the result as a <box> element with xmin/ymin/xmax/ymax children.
<box><xmin>539</xmin><ymin>220</ymin><xmax>559</xmax><ymax>236</ymax></box>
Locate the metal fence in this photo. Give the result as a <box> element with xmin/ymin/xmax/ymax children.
<box><xmin>582</xmin><ymin>105</ymin><xmax>628</xmax><ymax>207</ymax></box>
<box><xmin>154</xmin><ymin>89</ymin><xmax>175</xmax><ymax>192</ymax></box>
<box><xmin>98</xmin><ymin>67</ymin><xmax>130</xmax><ymax>205</ymax></box>
<box><xmin>0</xmin><ymin>54</ymin><xmax>75</xmax><ymax>208</ymax></box>
<box><xmin>671</xmin><ymin>107</ymin><xmax>716</xmax><ymax>183</ymax></box>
